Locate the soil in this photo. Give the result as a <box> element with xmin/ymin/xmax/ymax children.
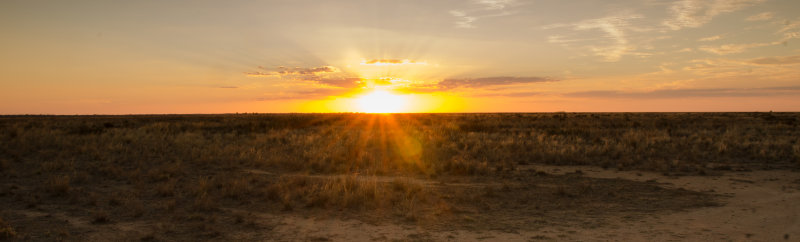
<box><xmin>2</xmin><ymin>165</ymin><xmax>797</xmax><ymax>241</ymax></box>
<box><xmin>232</xmin><ymin>166</ymin><xmax>798</xmax><ymax>241</ymax></box>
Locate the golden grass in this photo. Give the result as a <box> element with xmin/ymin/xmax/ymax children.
<box><xmin>0</xmin><ymin>113</ymin><xmax>792</xmax><ymax>240</ymax></box>
<box><xmin>3</xmin><ymin>113</ymin><xmax>796</xmax><ymax>177</ymax></box>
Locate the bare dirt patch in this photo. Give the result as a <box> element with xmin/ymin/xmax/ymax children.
<box><xmin>0</xmin><ymin>168</ymin><xmax>718</xmax><ymax>241</ymax></box>
<box><xmin>252</xmin><ymin>167</ymin><xmax>798</xmax><ymax>241</ymax></box>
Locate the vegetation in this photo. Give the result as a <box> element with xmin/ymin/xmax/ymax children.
<box><xmin>0</xmin><ymin>216</ymin><xmax>17</xmax><ymax>239</ymax></box>
<box><xmin>3</xmin><ymin>113</ymin><xmax>797</xmax><ymax>175</ymax></box>
<box><xmin>0</xmin><ymin>113</ymin><xmax>795</xmax><ymax>240</ymax></box>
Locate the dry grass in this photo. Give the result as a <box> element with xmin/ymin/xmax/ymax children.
<box><xmin>265</xmin><ymin>174</ymin><xmax>430</xmax><ymax>216</ymax></box>
<box><xmin>3</xmin><ymin>113</ymin><xmax>796</xmax><ymax>178</ymax></box>
<box><xmin>0</xmin><ymin>113</ymin><xmax>793</xmax><ymax>240</ymax></box>
<box><xmin>44</xmin><ymin>175</ymin><xmax>71</xmax><ymax>197</ymax></box>
<box><xmin>0</xmin><ymin>216</ymin><xmax>17</xmax><ymax>239</ymax></box>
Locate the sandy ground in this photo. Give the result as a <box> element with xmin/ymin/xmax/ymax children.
<box><xmin>258</xmin><ymin>166</ymin><xmax>800</xmax><ymax>241</ymax></box>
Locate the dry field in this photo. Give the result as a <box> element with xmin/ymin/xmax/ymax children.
<box><xmin>0</xmin><ymin>113</ymin><xmax>798</xmax><ymax>241</ymax></box>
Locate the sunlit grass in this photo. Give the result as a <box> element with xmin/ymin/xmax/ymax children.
<box><xmin>0</xmin><ymin>113</ymin><xmax>788</xmax><ymax>240</ymax></box>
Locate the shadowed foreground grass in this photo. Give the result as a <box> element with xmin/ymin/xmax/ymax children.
<box><xmin>0</xmin><ymin>113</ymin><xmax>795</xmax><ymax>240</ymax></box>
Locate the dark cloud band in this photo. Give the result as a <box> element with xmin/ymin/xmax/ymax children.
<box><xmin>438</xmin><ymin>76</ymin><xmax>556</xmax><ymax>89</ymax></box>
<box><xmin>566</xmin><ymin>86</ymin><xmax>800</xmax><ymax>98</ymax></box>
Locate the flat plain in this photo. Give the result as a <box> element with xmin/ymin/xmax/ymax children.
<box><xmin>1</xmin><ymin>113</ymin><xmax>798</xmax><ymax>241</ymax></box>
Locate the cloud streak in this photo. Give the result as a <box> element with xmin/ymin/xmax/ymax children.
<box><xmin>468</xmin><ymin>91</ymin><xmax>543</xmax><ymax>98</ymax></box>
<box><xmin>698</xmin><ymin>35</ymin><xmax>722</xmax><ymax>42</ymax></box>
<box><xmin>746</xmin><ymin>12</ymin><xmax>774</xmax><ymax>21</ymax></box>
<box><xmin>698</xmin><ymin>29</ymin><xmax>800</xmax><ymax>55</ymax></box>
<box><xmin>255</xmin><ymin>88</ymin><xmax>348</xmax><ymax>101</ymax></box>
<box><xmin>450</xmin><ymin>10</ymin><xmax>477</xmax><ymax>28</ymax></box>
<box><xmin>360</xmin><ymin>59</ymin><xmax>427</xmax><ymax>66</ymax></box>
<box><xmin>696</xmin><ymin>17</ymin><xmax>800</xmax><ymax>55</ymax></box>
<box><xmin>438</xmin><ymin>76</ymin><xmax>556</xmax><ymax>90</ymax></box>
<box><xmin>246</xmin><ymin>65</ymin><xmax>362</xmax><ymax>88</ymax></box>
<box><xmin>245</xmin><ymin>66</ymin><xmax>339</xmax><ymax>76</ymax></box>
<box><xmin>698</xmin><ymin>42</ymin><xmax>773</xmax><ymax>55</ymax></box>
<box><xmin>297</xmin><ymin>77</ymin><xmax>363</xmax><ymax>88</ymax></box>
<box><xmin>576</xmin><ymin>14</ymin><xmax>644</xmax><ymax>62</ymax></box>
<box><xmin>393</xmin><ymin>76</ymin><xmax>556</xmax><ymax>94</ymax></box>
<box><xmin>566</xmin><ymin>86</ymin><xmax>800</xmax><ymax>99</ymax></box>
<box><xmin>663</xmin><ymin>0</ymin><xmax>766</xmax><ymax>30</ymax></box>
<box><xmin>448</xmin><ymin>0</ymin><xmax>516</xmax><ymax>29</ymax></box>
<box><xmin>477</xmin><ymin>0</ymin><xmax>514</xmax><ymax>10</ymax></box>
<box><xmin>546</xmin><ymin>13</ymin><xmax>644</xmax><ymax>62</ymax></box>
<box><xmin>749</xmin><ymin>55</ymin><xmax>800</xmax><ymax>65</ymax></box>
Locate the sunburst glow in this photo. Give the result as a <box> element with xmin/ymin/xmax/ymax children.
<box><xmin>356</xmin><ymin>90</ymin><xmax>407</xmax><ymax>113</ymax></box>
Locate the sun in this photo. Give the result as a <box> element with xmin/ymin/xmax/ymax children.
<box><xmin>356</xmin><ymin>90</ymin><xmax>407</xmax><ymax>113</ymax></box>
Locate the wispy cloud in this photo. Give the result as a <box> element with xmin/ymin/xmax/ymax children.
<box><xmin>360</xmin><ymin>59</ymin><xmax>427</xmax><ymax>66</ymax></box>
<box><xmin>309</xmin><ymin>77</ymin><xmax>364</xmax><ymax>88</ymax></box>
<box><xmin>566</xmin><ymin>86</ymin><xmax>800</xmax><ymax>99</ymax></box>
<box><xmin>255</xmin><ymin>88</ymin><xmax>348</xmax><ymax>101</ymax></box>
<box><xmin>544</xmin><ymin>0</ymin><xmax>771</xmax><ymax>61</ymax></box>
<box><xmin>245</xmin><ymin>66</ymin><xmax>339</xmax><ymax>76</ymax></box>
<box><xmin>438</xmin><ymin>76</ymin><xmax>556</xmax><ymax>90</ymax></box>
<box><xmin>746</xmin><ymin>12</ymin><xmax>774</xmax><ymax>21</ymax></box>
<box><xmin>778</xmin><ymin>17</ymin><xmax>800</xmax><ymax>37</ymax></box>
<box><xmin>579</xmin><ymin>14</ymin><xmax>645</xmax><ymax>62</ymax></box>
<box><xmin>448</xmin><ymin>0</ymin><xmax>516</xmax><ymax>29</ymax></box>
<box><xmin>218</xmin><ymin>86</ymin><xmax>238</xmax><ymax>89</ymax></box>
<box><xmin>244</xmin><ymin>71</ymin><xmax>276</xmax><ymax>77</ymax></box>
<box><xmin>468</xmin><ymin>91</ymin><xmax>543</xmax><ymax>98</ymax></box>
<box><xmin>663</xmin><ymin>0</ymin><xmax>766</xmax><ymax>30</ymax></box>
<box><xmin>682</xmin><ymin>58</ymin><xmax>746</xmax><ymax>74</ymax></box>
<box><xmin>698</xmin><ymin>35</ymin><xmax>722</xmax><ymax>42</ymax></box>
<box><xmin>698</xmin><ymin>42</ymin><xmax>773</xmax><ymax>54</ymax></box>
<box><xmin>477</xmin><ymin>0</ymin><xmax>515</xmax><ymax>10</ymax></box>
<box><xmin>749</xmin><ymin>55</ymin><xmax>800</xmax><ymax>65</ymax></box>
<box><xmin>676</xmin><ymin>56</ymin><xmax>800</xmax><ymax>84</ymax></box>
<box><xmin>546</xmin><ymin>13</ymin><xmax>644</xmax><ymax>62</ymax></box>
<box><xmin>394</xmin><ymin>76</ymin><xmax>556</xmax><ymax>94</ymax></box>
<box><xmin>245</xmin><ymin>65</ymin><xmax>362</xmax><ymax>88</ymax></box>
<box><xmin>449</xmin><ymin>10</ymin><xmax>477</xmax><ymax>28</ymax></box>
<box><xmin>696</xmin><ymin>16</ymin><xmax>800</xmax><ymax>55</ymax></box>
<box><xmin>698</xmin><ymin>28</ymin><xmax>799</xmax><ymax>55</ymax></box>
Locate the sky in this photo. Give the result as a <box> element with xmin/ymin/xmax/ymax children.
<box><xmin>1</xmin><ymin>0</ymin><xmax>799</xmax><ymax>114</ymax></box>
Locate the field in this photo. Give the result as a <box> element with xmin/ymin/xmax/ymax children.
<box><xmin>1</xmin><ymin>113</ymin><xmax>798</xmax><ymax>241</ymax></box>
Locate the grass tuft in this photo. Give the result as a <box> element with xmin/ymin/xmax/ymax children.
<box><xmin>0</xmin><ymin>217</ymin><xmax>17</xmax><ymax>239</ymax></box>
<box><xmin>45</xmin><ymin>175</ymin><xmax>70</xmax><ymax>196</ymax></box>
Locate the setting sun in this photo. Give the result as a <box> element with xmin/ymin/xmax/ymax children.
<box><xmin>356</xmin><ymin>90</ymin><xmax>407</xmax><ymax>113</ymax></box>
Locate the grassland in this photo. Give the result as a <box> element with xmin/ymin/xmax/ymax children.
<box><xmin>0</xmin><ymin>113</ymin><xmax>797</xmax><ymax>240</ymax></box>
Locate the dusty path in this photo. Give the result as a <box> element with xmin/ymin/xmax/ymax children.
<box><xmin>259</xmin><ymin>166</ymin><xmax>800</xmax><ymax>241</ymax></box>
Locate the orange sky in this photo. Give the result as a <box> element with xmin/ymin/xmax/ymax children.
<box><xmin>1</xmin><ymin>0</ymin><xmax>799</xmax><ymax>114</ymax></box>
